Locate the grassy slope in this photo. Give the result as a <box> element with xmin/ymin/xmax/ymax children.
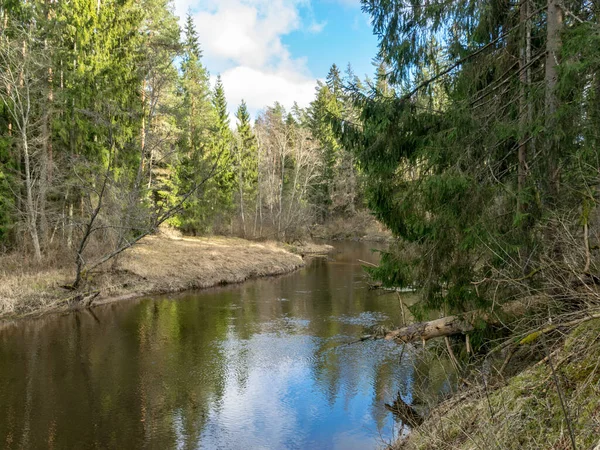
<box><xmin>395</xmin><ymin>319</ymin><xmax>600</xmax><ymax>449</ymax></box>
<box><xmin>0</xmin><ymin>235</ymin><xmax>331</xmax><ymax>320</ymax></box>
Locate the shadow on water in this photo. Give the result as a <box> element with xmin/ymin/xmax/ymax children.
<box><xmin>0</xmin><ymin>241</ymin><xmax>454</xmax><ymax>449</ymax></box>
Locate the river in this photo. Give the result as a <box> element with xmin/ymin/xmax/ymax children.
<box><xmin>0</xmin><ymin>241</ymin><xmax>453</xmax><ymax>449</ymax></box>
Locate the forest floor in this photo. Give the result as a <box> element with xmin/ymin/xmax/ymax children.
<box><xmin>0</xmin><ymin>235</ymin><xmax>333</xmax><ymax>321</ymax></box>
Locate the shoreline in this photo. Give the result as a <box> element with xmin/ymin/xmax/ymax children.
<box><xmin>0</xmin><ymin>235</ymin><xmax>333</xmax><ymax>322</ymax></box>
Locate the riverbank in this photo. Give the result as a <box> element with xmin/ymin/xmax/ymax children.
<box><xmin>0</xmin><ymin>235</ymin><xmax>333</xmax><ymax>320</ymax></box>
<box><xmin>393</xmin><ymin>315</ymin><xmax>600</xmax><ymax>449</ymax></box>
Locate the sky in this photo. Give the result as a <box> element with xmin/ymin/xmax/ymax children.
<box><xmin>171</xmin><ymin>0</ymin><xmax>380</xmax><ymax>119</ymax></box>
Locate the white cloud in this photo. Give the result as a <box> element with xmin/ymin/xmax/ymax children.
<box><xmin>308</xmin><ymin>20</ymin><xmax>327</xmax><ymax>34</ymax></box>
<box><xmin>173</xmin><ymin>0</ymin><xmax>321</xmax><ymax>119</ymax></box>
<box><xmin>192</xmin><ymin>0</ymin><xmax>302</xmax><ymax>69</ymax></box>
<box><xmin>216</xmin><ymin>66</ymin><xmax>317</xmax><ymax>120</ymax></box>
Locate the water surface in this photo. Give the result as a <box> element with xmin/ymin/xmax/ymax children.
<box><xmin>0</xmin><ymin>241</ymin><xmax>452</xmax><ymax>449</ymax></box>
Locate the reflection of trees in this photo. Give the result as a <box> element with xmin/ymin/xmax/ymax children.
<box><xmin>0</xmin><ymin>242</ymin><xmax>456</xmax><ymax>448</ymax></box>
<box><xmin>0</xmin><ymin>296</ymin><xmax>236</xmax><ymax>449</ymax></box>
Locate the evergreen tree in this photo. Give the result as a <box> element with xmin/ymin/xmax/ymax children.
<box><xmin>202</xmin><ymin>75</ymin><xmax>235</xmax><ymax>231</ymax></box>
<box><xmin>183</xmin><ymin>12</ymin><xmax>202</xmax><ymax>59</ymax></box>
<box><xmin>337</xmin><ymin>0</ymin><xmax>600</xmax><ymax>321</ymax></box>
<box><xmin>176</xmin><ymin>14</ymin><xmax>215</xmax><ymax>232</ymax></box>
<box><xmin>233</xmin><ymin>100</ymin><xmax>258</xmax><ymax>236</ymax></box>
<box><xmin>326</xmin><ymin>63</ymin><xmax>343</xmax><ymax>97</ymax></box>
<box><xmin>136</xmin><ymin>0</ymin><xmax>181</xmax><ymax>218</ymax></box>
<box><xmin>308</xmin><ymin>62</ymin><xmax>362</xmax><ymax>220</ymax></box>
<box><xmin>309</xmin><ymin>81</ymin><xmax>340</xmax><ymax>221</ymax></box>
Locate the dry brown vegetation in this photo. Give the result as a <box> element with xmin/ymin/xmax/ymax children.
<box><xmin>0</xmin><ymin>235</ymin><xmax>327</xmax><ymax>320</ymax></box>
<box><xmin>311</xmin><ymin>211</ymin><xmax>392</xmax><ymax>242</ymax></box>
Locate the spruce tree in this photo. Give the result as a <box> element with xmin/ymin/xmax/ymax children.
<box><xmin>309</xmin><ymin>81</ymin><xmax>339</xmax><ymax>221</ymax></box>
<box><xmin>233</xmin><ymin>100</ymin><xmax>258</xmax><ymax>236</ymax></box>
<box><xmin>338</xmin><ymin>0</ymin><xmax>600</xmax><ymax>321</ymax></box>
<box><xmin>176</xmin><ymin>13</ymin><xmax>215</xmax><ymax>232</ymax></box>
<box><xmin>203</xmin><ymin>75</ymin><xmax>235</xmax><ymax>231</ymax></box>
<box><xmin>183</xmin><ymin>12</ymin><xmax>202</xmax><ymax>59</ymax></box>
<box><xmin>326</xmin><ymin>63</ymin><xmax>342</xmax><ymax>97</ymax></box>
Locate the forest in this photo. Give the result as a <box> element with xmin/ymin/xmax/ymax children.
<box><xmin>0</xmin><ymin>1</ymin><xmax>379</xmax><ymax>290</ymax></box>
<box><xmin>1</xmin><ymin>0</ymin><xmax>600</xmax><ymax>447</ymax></box>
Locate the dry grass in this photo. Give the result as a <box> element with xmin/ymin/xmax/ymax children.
<box><xmin>0</xmin><ymin>235</ymin><xmax>313</xmax><ymax>320</ymax></box>
<box><xmin>112</xmin><ymin>235</ymin><xmax>305</xmax><ymax>294</ymax></box>
<box><xmin>0</xmin><ymin>267</ymin><xmax>70</xmax><ymax>317</ymax></box>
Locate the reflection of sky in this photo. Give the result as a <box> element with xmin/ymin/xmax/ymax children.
<box><xmin>0</xmin><ymin>241</ymin><xmax>452</xmax><ymax>449</ymax></box>
<box><xmin>191</xmin><ymin>242</ymin><xmax>413</xmax><ymax>449</ymax></box>
<box><xmin>198</xmin><ymin>329</ymin><xmax>404</xmax><ymax>450</ymax></box>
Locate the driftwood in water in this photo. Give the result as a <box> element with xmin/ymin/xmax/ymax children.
<box><xmin>385</xmin><ymin>393</ymin><xmax>423</xmax><ymax>427</ymax></box>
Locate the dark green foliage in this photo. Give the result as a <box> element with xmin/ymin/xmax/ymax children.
<box><xmin>176</xmin><ymin>14</ymin><xmax>216</xmax><ymax>233</ymax></box>
<box><xmin>183</xmin><ymin>12</ymin><xmax>202</xmax><ymax>59</ymax></box>
<box><xmin>308</xmin><ymin>64</ymin><xmax>365</xmax><ymax>220</ymax></box>
<box><xmin>2</xmin><ymin>0</ymin><xmax>384</xmax><ymax>254</ymax></box>
<box><xmin>207</xmin><ymin>76</ymin><xmax>236</xmax><ymax>228</ymax></box>
<box><xmin>334</xmin><ymin>0</ymin><xmax>600</xmax><ymax>318</ymax></box>
<box><xmin>234</xmin><ymin>100</ymin><xmax>258</xmax><ymax>196</ymax></box>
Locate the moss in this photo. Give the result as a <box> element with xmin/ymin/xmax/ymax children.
<box><xmin>562</xmin><ymin>319</ymin><xmax>600</xmax><ymax>385</ymax></box>
<box><xmin>564</xmin><ymin>318</ymin><xmax>600</xmax><ymax>351</ymax></box>
<box><xmin>518</xmin><ymin>330</ymin><xmax>543</xmax><ymax>345</ymax></box>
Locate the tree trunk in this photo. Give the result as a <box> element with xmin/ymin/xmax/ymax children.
<box><xmin>39</xmin><ymin>51</ymin><xmax>52</xmax><ymax>245</ymax></box>
<box><xmin>278</xmin><ymin>151</ymin><xmax>285</xmax><ymax>239</ymax></box>
<box><xmin>517</xmin><ymin>0</ymin><xmax>529</xmax><ymax>202</ymax></box>
<box><xmin>22</xmin><ymin>131</ymin><xmax>42</xmax><ymax>262</ymax></box>
<box><xmin>545</xmin><ymin>0</ymin><xmax>563</xmax><ymax>198</ymax></box>
<box><xmin>239</xmin><ymin>178</ymin><xmax>246</xmax><ymax>236</ymax></box>
<box><xmin>518</xmin><ymin>0</ymin><xmax>533</xmax><ymax>274</ymax></box>
<box><xmin>385</xmin><ymin>297</ymin><xmax>547</xmax><ymax>344</ymax></box>
<box><xmin>67</xmin><ymin>201</ymin><xmax>73</xmax><ymax>249</ymax></box>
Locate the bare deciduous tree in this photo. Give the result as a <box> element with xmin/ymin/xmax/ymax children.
<box><xmin>0</xmin><ymin>29</ymin><xmax>48</xmax><ymax>262</ymax></box>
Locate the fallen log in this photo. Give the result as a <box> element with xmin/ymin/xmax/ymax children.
<box><xmin>385</xmin><ymin>295</ymin><xmax>551</xmax><ymax>344</ymax></box>
<box><xmin>385</xmin><ymin>315</ymin><xmax>474</xmax><ymax>343</ymax></box>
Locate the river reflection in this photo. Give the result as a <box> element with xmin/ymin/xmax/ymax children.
<box><xmin>0</xmin><ymin>241</ymin><xmax>453</xmax><ymax>449</ymax></box>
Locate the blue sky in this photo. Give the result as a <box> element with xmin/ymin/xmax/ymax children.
<box><xmin>281</xmin><ymin>1</ymin><xmax>379</xmax><ymax>82</ymax></box>
<box><xmin>172</xmin><ymin>0</ymin><xmax>379</xmax><ymax>118</ymax></box>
